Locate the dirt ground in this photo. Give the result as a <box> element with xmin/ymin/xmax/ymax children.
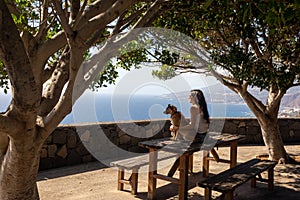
<box><xmin>37</xmin><ymin>145</ymin><xmax>300</xmax><ymax>200</ymax></box>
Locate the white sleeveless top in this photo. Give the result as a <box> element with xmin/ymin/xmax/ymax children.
<box><xmin>195</xmin><ymin>112</ymin><xmax>209</xmax><ymax>133</ymax></box>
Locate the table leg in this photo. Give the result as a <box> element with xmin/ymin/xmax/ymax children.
<box><xmin>230</xmin><ymin>140</ymin><xmax>237</xmax><ymax>168</ymax></box>
<box><xmin>131</xmin><ymin>168</ymin><xmax>139</xmax><ymax>195</ymax></box>
<box><xmin>148</xmin><ymin>148</ymin><xmax>157</xmax><ymax>200</ymax></box>
<box><xmin>202</xmin><ymin>150</ymin><xmax>210</xmax><ymax>177</ymax></box>
<box><xmin>268</xmin><ymin>167</ymin><xmax>274</xmax><ymax>190</ymax></box>
<box><xmin>117</xmin><ymin>169</ymin><xmax>124</xmax><ymax>191</ymax></box>
<box><xmin>189</xmin><ymin>153</ymin><xmax>194</xmax><ymax>173</ymax></box>
<box><xmin>179</xmin><ymin>155</ymin><xmax>189</xmax><ymax>200</ymax></box>
<box><xmin>167</xmin><ymin>158</ymin><xmax>180</xmax><ymax>177</ymax></box>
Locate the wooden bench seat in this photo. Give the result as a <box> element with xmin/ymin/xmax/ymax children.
<box><xmin>197</xmin><ymin>158</ymin><xmax>277</xmax><ymax>200</ymax></box>
<box><xmin>110</xmin><ymin>151</ymin><xmax>177</xmax><ymax>195</ymax></box>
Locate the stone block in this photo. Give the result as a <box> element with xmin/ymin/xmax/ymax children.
<box><xmin>250</xmin><ymin>134</ymin><xmax>264</xmax><ymax>144</ymax></box>
<box><xmin>67</xmin><ymin>131</ymin><xmax>77</xmax><ymax>148</ymax></box>
<box><xmin>250</xmin><ymin>119</ymin><xmax>259</xmax><ymax>126</ymax></box>
<box><xmin>52</xmin><ymin>130</ymin><xmax>67</xmax><ymax>144</ymax></box>
<box><xmin>289</xmin><ymin>130</ymin><xmax>295</xmax><ymax>137</ymax></box>
<box><xmin>39</xmin><ymin>158</ymin><xmax>52</xmax><ymax>171</ymax></box>
<box><xmin>48</xmin><ymin>144</ymin><xmax>57</xmax><ymax>158</ymax></box>
<box><xmin>222</xmin><ymin>121</ymin><xmax>237</xmax><ymax>133</ymax></box>
<box><xmin>118</xmin><ymin>131</ymin><xmax>126</xmax><ymax>138</ymax></box>
<box><xmin>292</xmin><ymin>130</ymin><xmax>300</xmax><ymax>140</ymax></box>
<box><xmin>238</xmin><ymin>122</ymin><xmax>246</xmax><ymax>128</ymax></box>
<box><xmin>131</xmin><ymin>130</ymin><xmax>147</xmax><ymax>138</ymax></box>
<box><xmin>152</xmin><ymin>123</ymin><xmax>161</xmax><ymax>135</ymax></box>
<box><xmin>52</xmin><ymin>157</ymin><xmax>67</xmax><ymax>168</ymax></box>
<box><xmin>56</xmin><ymin>144</ymin><xmax>68</xmax><ymax>159</ymax></box>
<box><xmin>79</xmin><ymin>130</ymin><xmax>90</xmax><ymax>142</ymax></box>
<box><xmin>45</xmin><ymin>135</ymin><xmax>52</xmax><ymax>144</ymax></box>
<box><xmin>246</xmin><ymin>126</ymin><xmax>260</xmax><ymax>135</ymax></box>
<box><xmin>146</xmin><ymin>129</ymin><xmax>153</xmax><ymax>137</ymax></box>
<box><xmin>67</xmin><ymin>150</ymin><xmax>82</xmax><ymax>165</ymax></box>
<box><xmin>237</xmin><ymin>127</ymin><xmax>246</xmax><ymax>135</ymax></box>
<box><xmin>82</xmin><ymin>155</ymin><xmax>93</xmax><ymax>163</ymax></box>
<box><xmin>131</xmin><ymin>137</ymin><xmax>142</xmax><ymax>146</ymax></box>
<box><xmin>163</xmin><ymin>131</ymin><xmax>172</xmax><ymax>138</ymax></box>
<box><xmin>290</xmin><ymin>122</ymin><xmax>300</xmax><ymax>130</ymax></box>
<box><xmin>119</xmin><ymin>134</ymin><xmax>131</xmax><ymax>145</ymax></box>
<box><xmin>76</xmin><ymin>142</ymin><xmax>90</xmax><ymax>156</ymax></box>
<box><xmin>101</xmin><ymin>127</ymin><xmax>112</xmax><ymax>136</ymax></box>
<box><xmin>280</xmin><ymin>126</ymin><xmax>291</xmax><ymax>142</ymax></box>
<box><xmin>40</xmin><ymin>148</ymin><xmax>48</xmax><ymax>158</ymax></box>
<box><xmin>278</xmin><ymin>119</ymin><xmax>289</xmax><ymax>126</ymax></box>
<box><xmin>128</xmin><ymin>146</ymin><xmax>144</xmax><ymax>153</ymax></box>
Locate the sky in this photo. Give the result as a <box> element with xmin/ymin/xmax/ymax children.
<box><xmin>0</xmin><ymin>67</ymin><xmax>219</xmax><ymax>113</ymax></box>
<box><xmin>94</xmin><ymin>67</ymin><xmax>219</xmax><ymax>96</ymax></box>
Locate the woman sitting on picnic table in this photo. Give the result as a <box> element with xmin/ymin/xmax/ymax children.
<box><xmin>170</xmin><ymin>89</ymin><xmax>210</xmax><ymax>143</ymax></box>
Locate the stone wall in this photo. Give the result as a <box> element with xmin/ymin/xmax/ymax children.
<box><xmin>39</xmin><ymin>118</ymin><xmax>300</xmax><ymax>171</ymax></box>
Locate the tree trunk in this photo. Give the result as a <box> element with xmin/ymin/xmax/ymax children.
<box><xmin>237</xmin><ymin>87</ymin><xmax>289</xmax><ymax>162</ymax></box>
<box><xmin>0</xmin><ymin>132</ymin><xmax>42</xmax><ymax>200</ymax></box>
<box><xmin>257</xmin><ymin>116</ymin><xmax>288</xmax><ymax>162</ymax></box>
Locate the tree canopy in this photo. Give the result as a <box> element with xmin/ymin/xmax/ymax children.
<box><xmin>154</xmin><ymin>0</ymin><xmax>300</xmax><ymax>90</ymax></box>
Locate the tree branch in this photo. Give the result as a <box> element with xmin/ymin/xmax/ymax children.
<box><xmin>41</xmin><ymin>79</ymin><xmax>74</xmax><ymax>139</ymax></box>
<box><xmin>52</xmin><ymin>1</ymin><xmax>74</xmax><ymax>37</ymax></box>
<box><xmin>266</xmin><ymin>86</ymin><xmax>286</xmax><ymax>116</ymax></box>
<box><xmin>74</xmin><ymin>0</ymin><xmax>118</xmax><ymax>30</ymax></box>
<box><xmin>112</xmin><ymin>7</ymin><xmax>146</xmax><ymax>35</ymax></box>
<box><xmin>35</xmin><ymin>31</ymin><xmax>66</xmax><ymax>68</ymax></box>
<box><xmin>70</xmin><ymin>0</ymin><xmax>81</xmax><ymax>22</ymax></box>
<box><xmin>76</xmin><ymin>0</ymin><xmax>139</xmax><ymax>41</ymax></box>
<box><xmin>72</xmin><ymin>0</ymin><xmax>88</xmax><ymax>28</ymax></box>
<box><xmin>0</xmin><ymin>2</ymin><xmax>39</xmax><ymax>114</ymax></box>
<box><xmin>132</xmin><ymin>0</ymin><xmax>165</xmax><ymax>29</ymax></box>
<box><xmin>211</xmin><ymin>69</ymin><xmax>266</xmax><ymax>118</ymax></box>
<box><xmin>249</xmin><ymin>34</ymin><xmax>264</xmax><ymax>60</ymax></box>
<box><xmin>35</xmin><ymin>0</ymin><xmax>50</xmax><ymax>41</ymax></box>
<box><xmin>39</xmin><ymin>47</ymin><xmax>70</xmax><ymax>117</ymax></box>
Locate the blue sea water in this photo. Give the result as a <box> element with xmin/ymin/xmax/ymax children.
<box><xmin>62</xmin><ymin>94</ymin><xmax>254</xmax><ymax>124</ymax></box>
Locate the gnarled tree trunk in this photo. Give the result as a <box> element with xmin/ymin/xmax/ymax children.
<box><xmin>257</xmin><ymin>116</ymin><xmax>288</xmax><ymax>161</ymax></box>
<box><xmin>234</xmin><ymin>84</ymin><xmax>289</xmax><ymax>162</ymax></box>
<box><xmin>0</xmin><ymin>129</ymin><xmax>43</xmax><ymax>200</ymax></box>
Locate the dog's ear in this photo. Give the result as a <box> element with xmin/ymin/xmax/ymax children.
<box><xmin>171</xmin><ymin>105</ymin><xmax>177</xmax><ymax>111</ymax></box>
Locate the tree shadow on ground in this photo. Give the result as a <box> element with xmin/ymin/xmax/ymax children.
<box><xmin>274</xmin><ymin>162</ymin><xmax>300</xmax><ymax>191</ymax></box>
<box><xmin>37</xmin><ymin>161</ymin><xmax>107</xmax><ymax>181</ymax></box>
<box><xmin>134</xmin><ymin>171</ymin><xmax>204</xmax><ymax>200</ymax></box>
<box><xmin>134</xmin><ymin>164</ymin><xmax>300</xmax><ymax>200</ymax></box>
<box><xmin>289</xmin><ymin>154</ymin><xmax>300</xmax><ymax>164</ymax></box>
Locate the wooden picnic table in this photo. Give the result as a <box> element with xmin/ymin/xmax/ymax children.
<box><xmin>139</xmin><ymin>132</ymin><xmax>244</xmax><ymax>200</ymax></box>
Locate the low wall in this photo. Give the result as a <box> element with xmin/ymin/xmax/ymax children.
<box><xmin>39</xmin><ymin>118</ymin><xmax>300</xmax><ymax>170</ymax></box>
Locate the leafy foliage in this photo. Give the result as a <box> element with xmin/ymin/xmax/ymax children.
<box><xmin>90</xmin><ymin>35</ymin><xmax>182</xmax><ymax>88</ymax></box>
<box><xmin>152</xmin><ymin>64</ymin><xmax>176</xmax><ymax>80</ymax></box>
<box><xmin>153</xmin><ymin>0</ymin><xmax>300</xmax><ymax>92</ymax></box>
<box><xmin>12</xmin><ymin>0</ymin><xmax>42</xmax><ymax>32</ymax></box>
<box><xmin>0</xmin><ymin>62</ymin><xmax>9</xmax><ymax>94</ymax></box>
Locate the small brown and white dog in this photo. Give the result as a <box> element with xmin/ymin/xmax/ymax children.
<box><xmin>163</xmin><ymin>104</ymin><xmax>189</xmax><ymax>139</ymax></box>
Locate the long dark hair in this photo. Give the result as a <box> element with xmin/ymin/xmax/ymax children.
<box><xmin>190</xmin><ymin>89</ymin><xmax>210</xmax><ymax>123</ymax></box>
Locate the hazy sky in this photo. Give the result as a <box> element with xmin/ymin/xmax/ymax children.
<box><xmin>0</xmin><ymin>66</ymin><xmax>219</xmax><ymax>113</ymax></box>
<box><xmin>96</xmin><ymin>67</ymin><xmax>219</xmax><ymax>96</ymax></box>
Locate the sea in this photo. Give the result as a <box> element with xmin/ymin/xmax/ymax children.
<box><xmin>62</xmin><ymin>94</ymin><xmax>254</xmax><ymax>124</ymax></box>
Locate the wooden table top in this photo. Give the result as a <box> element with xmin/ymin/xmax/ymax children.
<box><xmin>139</xmin><ymin>133</ymin><xmax>244</xmax><ymax>154</ymax></box>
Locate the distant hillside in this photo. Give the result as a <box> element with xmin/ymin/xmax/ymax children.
<box><xmin>160</xmin><ymin>84</ymin><xmax>300</xmax><ymax>109</ymax></box>
<box><xmin>281</xmin><ymin>87</ymin><xmax>300</xmax><ymax>108</ymax></box>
